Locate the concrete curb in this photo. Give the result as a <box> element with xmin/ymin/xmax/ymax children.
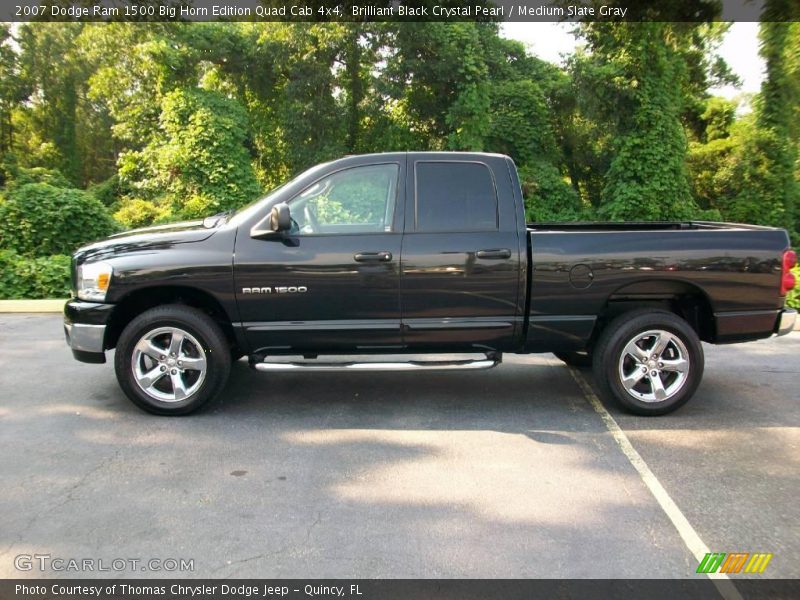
<box><xmin>0</xmin><ymin>299</ymin><xmax>67</xmax><ymax>313</ymax></box>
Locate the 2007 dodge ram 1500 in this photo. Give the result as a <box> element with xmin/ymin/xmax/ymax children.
<box><xmin>64</xmin><ymin>152</ymin><xmax>798</xmax><ymax>416</ymax></box>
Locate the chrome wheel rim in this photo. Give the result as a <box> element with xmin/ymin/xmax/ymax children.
<box><xmin>617</xmin><ymin>329</ymin><xmax>689</xmax><ymax>403</ymax></box>
<box><xmin>131</xmin><ymin>326</ymin><xmax>207</xmax><ymax>403</ymax></box>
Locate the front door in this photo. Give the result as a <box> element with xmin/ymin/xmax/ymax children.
<box><xmin>234</xmin><ymin>160</ymin><xmax>405</xmax><ymax>353</ymax></box>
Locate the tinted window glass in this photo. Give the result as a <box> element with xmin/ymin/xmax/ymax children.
<box><xmin>291</xmin><ymin>164</ymin><xmax>399</xmax><ymax>235</ymax></box>
<box><xmin>415</xmin><ymin>162</ymin><xmax>497</xmax><ymax>232</ymax></box>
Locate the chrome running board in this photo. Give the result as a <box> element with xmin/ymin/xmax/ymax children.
<box><xmin>252</xmin><ymin>354</ymin><xmax>501</xmax><ymax>373</ymax></box>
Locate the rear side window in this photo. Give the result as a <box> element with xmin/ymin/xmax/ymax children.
<box><xmin>415</xmin><ymin>162</ymin><xmax>498</xmax><ymax>232</ymax></box>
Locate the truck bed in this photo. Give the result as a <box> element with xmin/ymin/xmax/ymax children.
<box><xmin>524</xmin><ymin>222</ymin><xmax>791</xmax><ymax>352</ymax></box>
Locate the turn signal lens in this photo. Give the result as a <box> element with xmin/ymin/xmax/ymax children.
<box><xmin>77</xmin><ymin>262</ymin><xmax>113</xmax><ymax>302</ymax></box>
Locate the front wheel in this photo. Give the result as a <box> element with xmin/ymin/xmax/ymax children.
<box><xmin>592</xmin><ymin>310</ymin><xmax>704</xmax><ymax>416</ymax></box>
<box><xmin>114</xmin><ymin>305</ymin><xmax>232</xmax><ymax>415</ymax></box>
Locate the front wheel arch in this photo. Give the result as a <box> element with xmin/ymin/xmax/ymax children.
<box><xmin>105</xmin><ymin>285</ymin><xmax>240</xmax><ymax>353</ymax></box>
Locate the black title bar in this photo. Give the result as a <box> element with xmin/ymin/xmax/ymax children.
<box><xmin>1</xmin><ymin>1</ymin><xmax>784</xmax><ymax>23</ymax></box>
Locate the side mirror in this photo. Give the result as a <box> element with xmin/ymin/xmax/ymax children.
<box><xmin>270</xmin><ymin>203</ymin><xmax>292</xmax><ymax>232</ymax></box>
<box><xmin>251</xmin><ymin>203</ymin><xmax>291</xmax><ymax>239</ymax></box>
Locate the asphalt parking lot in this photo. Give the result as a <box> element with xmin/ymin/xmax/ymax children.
<box><xmin>0</xmin><ymin>314</ymin><xmax>798</xmax><ymax>580</ymax></box>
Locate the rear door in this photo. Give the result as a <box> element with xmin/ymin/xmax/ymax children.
<box><xmin>399</xmin><ymin>155</ymin><xmax>524</xmax><ymax>350</ymax></box>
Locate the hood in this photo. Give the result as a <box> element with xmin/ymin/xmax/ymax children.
<box><xmin>73</xmin><ymin>220</ymin><xmax>217</xmax><ymax>263</ymax></box>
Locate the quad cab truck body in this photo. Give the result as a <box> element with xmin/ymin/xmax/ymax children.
<box><xmin>64</xmin><ymin>153</ymin><xmax>798</xmax><ymax>415</ymax></box>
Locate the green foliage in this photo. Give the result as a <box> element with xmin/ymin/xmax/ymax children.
<box><xmin>787</xmin><ymin>265</ymin><xmax>800</xmax><ymax>309</ymax></box>
<box><xmin>690</xmin><ymin>118</ymin><xmax>788</xmax><ymax>227</ymax></box>
<box><xmin>577</xmin><ymin>23</ymin><xmax>703</xmax><ymax>221</ymax></box>
<box><xmin>0</xmin><ymin>183</ymin><xmax>118</xmax><ymax>256</ymax></box>
<box><xmin>180</xmin><ymin>194</ymin><xmax>221</xmax><ymax>220</ymax></box>
<box><xmin>687</xmin><ymin>135</ymin><xmax>736</xmax><ymax>212</ymax></box>
<box><xmin>0</xmin><ymin>250</ymin><xmax>71</xmax><ymax>299</ymax></box>
<box><xmin>700</xmin><ymin>97</ymin><xmax>737</xmax><ymax>142</ymax></box>
<box><xmin>119</xmin><ymin>88</ymin><xmax>260</xmax><ymax>218</ymax></box>
<box><xmin>1</xmin><ymin>25</ymin><xmax>27</xmax><ymax>165</ymax></box>
<box><xmin>520</xmin><ymin>161</ymin><xmax>584</xmax><ymax>222</ymax></box>
<box><xmin>0</xmin><ymin>18</ymin><xmax>797</xmax><ymax>261</ymax></box>
<box><xmin>723</xmin><ymin>126</ymin><xmax>794</xmax><ymax>227</ymax></box>
<box><xmin>87</xmin><ymin>174</ymin><xmax>122</xmax><ymax>207</ymax></box>
<box><xmin>13</xmin><ymin>24</ymin><xmax>84</xmax><ymax>184</ymax></box>
<box><xmin>6</xmin><ymin>165</ymin><xmax>71</xmax><ymax>189</ymax></box>
<box><xmin>113</xmin><ymin>197</ymin><xmax>171</xmax><ymax>229</ymax></box>
<box><xmin>754</xmin><ymin>9</ymin><xmax>800</xmax><ymax>240</ymax></box>
<box><xmin>483</xmin><ymin>58</ymin><xmax>583</xmax><ymax>222</ymax></box>
<box><xmin>686</xmin><ymin>9</ymin><xmax>800</xmax><ymax>242</ymax></box>
<box><xmin>486</xmin><ymin>79</ymin><xmax>557</xmax><ymax>164</ymax></box>
<box><xmin>384</xmin><ymin>23</ymin><xmax>494</xmax><ymax>150</ymax></box>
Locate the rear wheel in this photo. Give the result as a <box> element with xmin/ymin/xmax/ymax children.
<box><xmin>114</xmin><ymin>305</ymin><xmax>231</xmax><ymax>415</ymax></box>
<box><xmin>592</xmin><ymin>309</ymin><xmax>703</xmax><ymax>416</ymax></box>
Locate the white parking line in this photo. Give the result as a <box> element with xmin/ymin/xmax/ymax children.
<box><xmin>568</xmin><ymin>367</ymin><xmax>743</xmax><ymax>600</ymax></box>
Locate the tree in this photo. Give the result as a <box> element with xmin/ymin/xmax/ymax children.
<box><xmin>382</xmin><ymin>23</ymin><xmax>493</xmax><ymax>150</ymax></box>
<box><xmin>482</xmin><ymin>43</ymin><xmax>582</xmax><ymax>221</ymax></box>
<box><xmin>0</xmin><ymin>25</ymin><xmax>28</xmax><ymax>170</ymax></box>
<box><xmin>12</xmin><ymin>24</ymin><xmax>87</xmax><ymax>185</ymax></box>
<box><xmin>118</xmin><ymin>88</ymin><xmax>260</xmax><ymax>218</ymax></box>
<box><xmin>752</xmin><ymin>2</ymin><xmax>799</xmax><ymax>238</ymax></box>
<box><xmin>1</xmin><ymin>19</ymin><xmax>797</xmax><ymax>236</ymax></box>
<box><xmin>574</xmin><ymin>22</ymin><xmax>712</xmax><ymax>220</ymax></box>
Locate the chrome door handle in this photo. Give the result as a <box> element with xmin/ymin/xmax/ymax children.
<box><xmin>476</xmin><ymin>249</ymin><xmax>511</xmax><ymax>260</ymax></box>
<box><xmin>354</xmin><ymin>251</ymin><xmax>392</xmax><ymax>262</ymax></box>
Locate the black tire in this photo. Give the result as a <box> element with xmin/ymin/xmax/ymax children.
<box><xmin>592</xmin><ymin>309</ymin><xmax>704</xmax><ymax>416</ymax></box>
<box><xmin>114</xmin><ymin>305</ymin><xmax>232</xmax><ymax>415</ymax></box>
<box><xmin>554</xmin><ymin>351</ymin><xmax>592</xmax><ymax>368</ymax></box>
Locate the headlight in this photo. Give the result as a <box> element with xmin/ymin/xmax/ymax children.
<box><xmin>76</xmin><ymin>262</ymin><xmax>113</xmax><ymax>302</ymax></box>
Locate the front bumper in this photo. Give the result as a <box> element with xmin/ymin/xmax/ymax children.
<box><xmin>776</xmin><ymin>308</ymin><xmax>797</xmax><ymax>336</ymax></box>
<box><xmin>63</xmin><ymin>299</ymin><xmax>115</xmax><ymax>363</ymax></box>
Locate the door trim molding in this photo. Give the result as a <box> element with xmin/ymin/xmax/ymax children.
<box><xmin>243</xmin><ymin>319</ymin><xmax>401</xmax><ymax>332</ymax></box>
<box><xmin>403</xmin><ymin>317</ymin><xmax>520</xmax><ymax>330</ymax></box>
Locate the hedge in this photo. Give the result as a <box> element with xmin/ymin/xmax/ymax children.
<box><xmin>0</xmin><ymin>183</ymin><xmax>118</xmax><ymax>257</ymax></box>
<box><xmin>0</xmin><ymin>251</ymin><xmax>71</xmax><ymax>299</ymax></box>
<box><xmin>788</xmin><ymin>265</ymin><xmax>800</xmax><ymax>310</ymax></box>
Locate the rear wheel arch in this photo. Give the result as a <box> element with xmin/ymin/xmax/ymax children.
<box><xmin>597</xmin><ymin>279</ymin><xmax>716</xmax><ymax>343</ymax></box>
<box><xmin>561</xmin><ymin>280</ymin><xmax>715</xmax><ymax>369</ymax></box>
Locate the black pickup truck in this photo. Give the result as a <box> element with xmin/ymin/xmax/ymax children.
<box><xmin>64</xmin><ymin>152</ymin><xmax>797</xmax><ymax>416</ymax></box>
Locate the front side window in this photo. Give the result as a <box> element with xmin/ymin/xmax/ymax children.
<box><xmin>290</xmin><ymin>164</ymin><xmax>399</xmax><ymax>235</ymax></box>
<box><xmin>415</xmin><ymin>162</ymin><xmax>498</xmax><ymax>232</ymax></box>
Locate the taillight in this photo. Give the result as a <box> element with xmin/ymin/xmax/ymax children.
<box><xmin>781</xmin><ymin>249</ymin><xmax>797</xmax><ymax>296</ymax></box>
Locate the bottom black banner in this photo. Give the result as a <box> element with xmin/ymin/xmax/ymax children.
<box><xmin>2</xmin><ymin>579</ymin><xmax>799</xmax><ymax>600</ymax></box>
